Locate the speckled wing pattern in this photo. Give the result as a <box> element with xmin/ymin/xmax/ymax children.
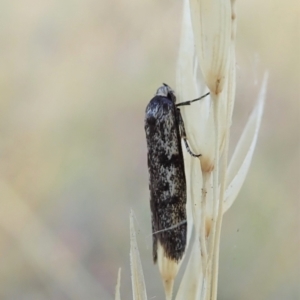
<box><xmin>144</xmin><ymin>92</ymin><xmax>187</xmax><ymax>263</ymax></box>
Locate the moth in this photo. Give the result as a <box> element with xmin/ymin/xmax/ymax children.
<box><xmin>144</xmin><ymin>83</ymin><xmax>209</xmax><ymax>263</ymax></box>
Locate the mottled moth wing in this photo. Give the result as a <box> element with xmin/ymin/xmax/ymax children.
<box><xmin>144</xmin><ymin>87</ymin><xmax>187</xmax><ymax>263</ymax></box>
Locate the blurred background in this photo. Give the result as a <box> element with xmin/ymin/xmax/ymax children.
<box><xmin>0</xmin><ymin>0</ymin><xmax>299</xmax><ymax>299</ymax></box>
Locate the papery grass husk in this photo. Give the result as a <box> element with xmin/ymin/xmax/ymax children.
<box><xmin>115</xmin><ymin>268</ymin><xmax>121</xmax><ymax>300</ymax></box>
<box><xmin>130</xmin><ymin>210</ymin><xmax>147</xmax><ymax>300</ymax></box>
<box><xmin>118</xmin><ymin>1</ymin><xmax>268</xmax><ymax>299</ymax></box>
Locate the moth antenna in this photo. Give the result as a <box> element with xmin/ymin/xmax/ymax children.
<box><xmin>176</xmin><ymin>92</ymin><xmax>210</xmax><ymax>107</ymax></box>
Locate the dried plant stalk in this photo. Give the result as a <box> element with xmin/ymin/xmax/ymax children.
<box><xmin>119</xmin><ymin>1</ymin><xmax>268</xmax><ymax>299</ymax></box>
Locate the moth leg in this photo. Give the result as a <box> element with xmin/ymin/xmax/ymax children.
<box><xmin>177</xmin><ymin>109</ymin><xmax>201</xmax><ymax>157</ymax></box>
<box><xmin>183</xmin><ymin>139</ymin><xmax>201</xmax><ymax>157</ymax></box>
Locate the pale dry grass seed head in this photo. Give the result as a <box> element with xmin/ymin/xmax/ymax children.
<box><xmin>116</xmin><ymin>0</ymin><xmax>268</xmax><ymax>299</ymax></box>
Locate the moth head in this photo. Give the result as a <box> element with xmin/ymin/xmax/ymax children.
<box><xmin>155</xmin><ymin>83</ymin><xmax>176</xmax><ymax>103</ymax></box>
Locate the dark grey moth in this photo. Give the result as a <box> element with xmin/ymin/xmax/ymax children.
<box><xmin>144</xmin><ymin>83</ymin><xmax>209</xmax><ymax>263</ymax></box>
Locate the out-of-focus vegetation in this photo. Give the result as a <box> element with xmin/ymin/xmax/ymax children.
<box><xmin>0</xmin><ymin>1</ymin><xmax>299</xmax><ymax>299</ymax></box>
